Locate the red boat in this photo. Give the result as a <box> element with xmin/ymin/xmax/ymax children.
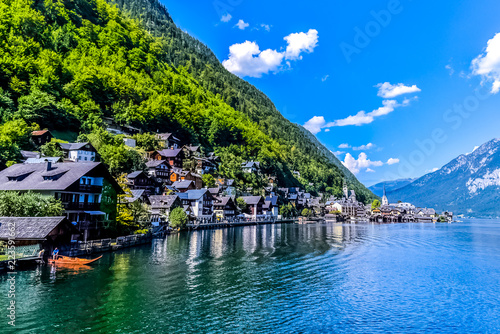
<box><xmin>48</xmin><ymin>255</ymin><xmax>103</xmax><ymax>265</ymax></box>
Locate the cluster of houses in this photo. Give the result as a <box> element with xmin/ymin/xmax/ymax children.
<box><xmin>324</xmin><ymin>183</ymin><xmax>452</xmax><ymax>223</ymax></box>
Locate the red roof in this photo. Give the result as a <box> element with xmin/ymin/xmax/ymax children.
<box><xmin>32</xmin><ymin>130</ymin><xmax>50</xmax><ymax>136</ymax></box>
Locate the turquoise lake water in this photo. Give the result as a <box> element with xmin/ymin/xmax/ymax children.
<box><xmin>2</xmin><ymin>220</ymin><xmax>500</xmax><ymax>333</ymax></box>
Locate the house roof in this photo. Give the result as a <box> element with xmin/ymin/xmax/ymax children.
<box><xmin>20</xmin><ymin>151</ymin><xmax>40</xmax><ymax>159</ymax></box>
<box><xmin>0</xmin><ymin>216</ymin><xmax>78</xmax><ymax>240</ymax></box>
<box><xmin>146</xmin><ymin>160</ymin><xmax>169</xmax><ymax>168</ymax></box>
<box><xmin>32</xmin><ymin>130</ymin><xmax>51</xmax><ymax>136</ymax></box>
<box><xmin>157</xmin><ymin>149</ymin><xmax>182</xmax><ymax>158</ymax></box>
<box><xmin>157</xmin><ymin>133</ymin><xmax>180</xmax><ymax>142</ymax></box>
<box><xmin>24</xmin><ymin>157</ymin><xmax>61</xmax><ymax>164</ymax></box>
<box><xmin>126</xmin><ymin>189</ymin><xmax>146</xmax><ymax>203</ymax></box>
<box><xmin>215</xmin><ymin>196</ymin><xmax>232</xmax><ymax>206</ymax></box>
<box><xmin>127</xmin><ymin>171</ymin><xmax>145</xmax><ymax>179</ymax></box>
<box><xmin>241</xmin><ymin>196</ymin><xmax>264</xmax><ymax>205</ymax></box>
<box><xmin>241</xmin><ymin>161</ymin><xmax>260</xmax><ymax>169</ymax></box>
<box><xmin>184</xmin><ymin>145</ymin><xmax>200</xmax><ymax>152</ymax></box>
<box><xmin>148</xmin><ymin>195</ymin><xmax>179</xmax><ymax>209</ymax></box>
<box><xmin>59</xmin><ymin>142</ymin><xmax>91</xmax><ymax>151</ymax></box>
<box><xmin>265</xmin><ymin>196</ymin><xmax>278</xmax><ymax>206</ymax></box>
<box><xmin>263</xmin><ymin>201</ymin><xmax>271</xmax><ymax>210</ymax></box>
<box><xmin>208</xmin><ymin>187</ymin><xmax>219</xmax><ymax>195</ymax></box>
<box><xmin>0</xmin><ymin>162</ymin><xmax>122</xmax><ymax>192</ymax></box>
<box><xmin>178</xmin><ymin>189</ymin><xmax>211</xmax><ymax>200</ymax></box>
<box><xmin>172</xmin><ymin>180</ymin><xmax>194</xmax><ymax>189</ymax></box>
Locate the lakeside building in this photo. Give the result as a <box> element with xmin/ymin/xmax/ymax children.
<box><xmin>145</xmin><ymin>160</ymin><xmax>172</xmax><ymax>185</ymax></box>
<box><xmin>148</xmin><ymin>195</ymin><xmax>182</xmax><ymax>225</ymax></box>
<box><xmin>214</xmin><ymin>196</ymin><xmax>237</xmax><ymax>219</ymax></box>
<box><xmin>0</xmin><ymin>162</ymin><xmax>122</xmax><ymax>241</ymax></box>
<box><xmin>152</xmin><ymin>148</ymin><xmax>184</xmax><ymax>168</ymax></box>
<box><xmin>126</xmin><ymin>171</ymin><xmax>158</xmax><ymax>196</ymax></box>
<box><xmin>178</xmin><ymin>189</ymin><xmax>215</xmax><ymax>220</ymax></box>
<box><xmin>241</xmin><ymin>196</ymin><xmax>265</xmax><ymax>218</ymax></box>
<box><xmin>0</xmin><ymin>216</ymin><xmax>80</xmax><ymax>260</ymax></box>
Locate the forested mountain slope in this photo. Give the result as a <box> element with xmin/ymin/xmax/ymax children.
<box><xmin>0</xmin><ymin>0</ymin><xmax>376</xmax><ymax>202</ymax></box>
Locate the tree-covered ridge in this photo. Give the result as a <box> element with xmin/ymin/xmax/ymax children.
<box><xmin>0</xmin><ymin>0</ymin><xmax>376</xmax><ymax>202</ymax></box>
<box><xmin>111</xmin><ymin>0</ymin><xmax>377</xmax><ymax>202</ymax></box>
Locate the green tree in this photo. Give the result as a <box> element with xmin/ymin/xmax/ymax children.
<box><xmin>202</xmin><ymin>174</ymin><xmax>216</xmax><ymax>188</ymax></box>
<box><xmin>236</xmin><ymin>197</ymin><xmax>247</xmax><ymax>213</ymax></box>
<box><xmin>371</xmin><ymin>199</ymin><xmax>381</xmax><ymax>210</ymax></box>
<box><xmin>301</xmin><ymin>208</ymin><xmax>312</xmax><ymax>217</ymax></box>
<box><xmin>40</xmin><ymin>140</ymin><xmax>64</xmax><ymax>158</ymax></box>
<box><xmin>0</xmin><ymin>119</ymin><xmax>35</xmax><ymax>168</ymax></box>
<box><xmin>280</xmin><ymin>203</ymin><xmax>298</xmax><ymax>218</ymax></box>
<box><xmin>0</xmin><ymin>191</ymin><xmax>63</xmax><ymax>216</ymax></box>
<box><xmin>169</xmin><ymin>207</ymin><xmax>188</xmax><ymax>229</ymax></box>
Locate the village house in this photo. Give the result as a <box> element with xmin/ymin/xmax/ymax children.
<box><xmin>241</xmin><ymin>161</ymin><xmax>260</xmax><ymax>173</ymax></box>
<box><xmin>0</xmin><ymin>216</ymin><xmax>81</xmax><ymax>260</ymax></box>
<box><xmin>24</xmin><ymin>157</ymin><xmax>62</xmax><ymax>164</ymax></box>
<box><xmin>148</xmin><ymin>195</ymin><xmax>182</xmax><ymax>225</ymax></box>
<box><xmin>20</xmin><ymin>150</ymin><xmax>40</xmax><ymax>162</ymax></box>
<box><xmin>194</xmin><ymin>157</ymin><xmax>217</xmax><ymax>175</ymax></box>
<box><xmin>103</xmin><ymin>117</ymin><xmax>141</xmax><ymax>135</ymax></box>
<box><xmin>264</xmin><ymin>195</ymin><xmax>279</xmax><ymax>217</ymax></box>
<box><xmin>145</xmin><ymin>160</ymin><xmax>172</xmax><ymax>185</ymax></box>
<box><xmin>241</xmin><ymin>196</ymin><xmax>265</xmax><ymax>218</ymax></box>
<box><xmin>178</xmin><ymin>189</ymin><xmax>215</xmax><ymax>220</ymax></box>
<box><xmin>170</xmin><ymin>168</ymin><xmax>202</xmax><ymax>189</ymax></box>
<box><xmin>126</xmin><ymin>171</ymin><xmax>158</xmax><ymax>195</ymax></box>
<box><xmin>0</xmin><ymin>162</ymin><xmax>122</xmax><ymax>241</ymax></box>
<box><xmin>31</xmin><ymin>130</ymin><xmax>53</xmax><ymax>147</ymax></box>
<box><xmin>172</xmin><ymin>180</ymin><xmax>196</xmax><ymax>192</ymax></box>
<box><xmin>152</xmin><ymin>148</ymin><xmax>184</xmax><ymax>168</ymax></box>
<box><xmin>214</xmin><ymin>196</ymin><xmax>237</xmax><ymax>220</ymax></box>
<box><xmin>156</xmin><ymin>133</ymin><xmax>181</xmax><ymax>149</ymax></box>
<box><xmin>59</xmin><ymin>142</ymin><xmax>98</xmax><ymax>162</ymax></box>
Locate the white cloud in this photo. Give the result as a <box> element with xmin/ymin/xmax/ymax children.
<box><xmin>445</xmin><ymin>64</ymin><xmax>454</xmax><ymax>76</ymax></box>
<box><xmin>260</xmin><ymin>24</ymin><xmax>271</xmax><ymax>32</ymax></box>
<box><xmin>331</xmin><ymin>150</ymin><xmax>344</xmax><ymax>156</ymax></box>
<box><xmin>235</xmin><ymin>19</ymin><xmax>250</xmax><ymax>30</ymax></box>
<box><xmin>321</xmin><ymin>74</ymin><xmax>329</xmax><ymax>82</ymax></box>
<box><xmin>338</xmin><ymin>143</ymin><xmax>350</xmax><ymax>149</ymax></box>
<box><xmin>303</xmin><ymin>116</ymin><xmax>326</xmax><ymax>134</ymax></box>
<box><xmin>221</xmin><ymin>13</ymin><xmax>232</xmax><ymax>23</ymax></box>
<box><xmin>342</xmin><ymin>152</ymin><xmax>383</xmax><ymax>175</ymax></box>
<box><xmin>353</xmin><ymin>143</ymin><xmax>375</xmax><ymax>151</ymax></box>
<box><xmin>326</xmin><ymin>99</ymin><xmax>400</xmax><ymax>127</ymax></box>
<box><xmin>472</xmin><ymin>33</ymin><xmax>500</xmax><ymax>93</ymax></box>
<box><xmin>223</xmin><ymin>29</ymin><xmax>318</xmax><ymax>78</ymax></box>
<box><xmin>284</xmin><ymin>29</ymin><xmax>319</xmax><ymax>60</ymax></box>
<box><xmin>376</xmin><ymin>82</ymin><xmax>421</xmax><ymax>98</ymax></box>
<box><xmin>386</xmin><ymin>158</ymin><xmax>400</xmax><ymax>165</ymax></box>
<box><xmin>366</xmin><ymin>168</ymin><xmax>375</xmax><ymax>173</ymax></box>
<box><xmin>222</xmin><ymin>41</ymin><xmax>284</xmax><ymax>78</ymax></box>
<box><xmin>324</xmin><ymin>129</ymin><xmax>330</xmax><ymax>132</ymax></box>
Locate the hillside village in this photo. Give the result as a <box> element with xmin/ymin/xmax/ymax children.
<box><xmin>0</xmin><ymin>125</ymin><xmax>450</xmax><ymax>251</ymax></box>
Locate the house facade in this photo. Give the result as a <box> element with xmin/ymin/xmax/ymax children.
<box><xmin>178</xmin><ymin>189</ymin><xmax>214</xmax><ymax>220</ymax></box>
<box><xmin>59</xmin><ymin>142</ymin><xmax>97</xmax><ymax>162</ymax></box>
<box><xmin>0</xmin><ymin>162</ymin><xmax>122</xmax><ymax>241</ymax></box>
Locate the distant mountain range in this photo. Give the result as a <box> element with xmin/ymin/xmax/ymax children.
<box><xmin>368</xmin><ymin>178</ymin><xmax>415</xmax><ymax>197</ymax></box>
<box><xmin>387</xmin><ymin>138</ymin><xmax>500</xmax><ymax>217</ymax></box>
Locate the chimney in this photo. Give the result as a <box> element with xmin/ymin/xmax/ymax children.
<box><xmin>46</xmin><ymin>161</ymin><xmax>52</xmax><ymax>171</ymax></box>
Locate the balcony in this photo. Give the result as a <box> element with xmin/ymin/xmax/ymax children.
<box><xmin>64</xmin><ymin>202</ymin><xmax>101</xmax><ymax>210</ymax></box>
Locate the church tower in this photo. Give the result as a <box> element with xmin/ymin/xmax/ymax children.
<box><xmin>343</xmin><ymin>180</ymin><xmax>349</xmax><ymax>199</ymax></box>
<box><xmin>382</xmin><ymin>184</ymin><xmax>389</xmax><ymax>206</ymax></box>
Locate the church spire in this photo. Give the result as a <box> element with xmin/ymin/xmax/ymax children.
<box><xmin>382</xmin><ymin>183</ymin><xmax>389</xmax><ymax>206</ymax></box>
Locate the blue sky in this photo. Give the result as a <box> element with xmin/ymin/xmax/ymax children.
<box><xmin>163</xmin><ymin>0</ymin><xmax>500</xmax><ymax>186</ymax></box>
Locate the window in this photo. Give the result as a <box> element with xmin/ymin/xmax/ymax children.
<box><xmin>84</xmin><ymin>157</ymin><xmax>87</xmax><ymax>161</ymax></box>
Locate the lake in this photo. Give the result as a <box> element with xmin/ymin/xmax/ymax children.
<box><xmin>2</xmin><ymin>220</ymin><xmax>500</xmax><ymax>333</ymax></box>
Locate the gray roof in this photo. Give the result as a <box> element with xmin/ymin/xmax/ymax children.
<box><xmin>127</xmin><ymin>171</ymin><xmax>144</xmax><ymax>179</ymax></box>
<box><xmin>59</xmin><ymin>142</ymin><xmax>91</xmax><ymax>151</ymax></box>
<box><xmin>148</xmin><ymin>195</ymin><xmax>179</xmax><ymax>209</ymax></box>
<box><xmin>178</xmin><ymin>189</ymin><xmax>210</xmax><ymax>200</ymax></box>
<box><xmin>146</xmin><ymin>160</ymin><xmax>169</xmax><ymax>168</ymax></box>
<box><xmin>24</xmin><ymin>157</ymin><xmax>61</xmax><ymax>164</ymax></box>
<box><xmin>208</xmin><ymin>187</ymin><xmax>219</xmax><ymax>195</ymax></box>
<box><xmin>265</xmin><ymin>195</ymin><xmax>278</xmax><ymax>206</ymax></box>
<box><xmin>241</xmin><ymin>161</ymin><xmax>260</xmax><ymax>169</ymax></box>
<box><xmin>20</xmin><ymin>151</ymin><xmax>40</xmax><ymax>159</ymax></box>
<box><xmin>241</xmin><ymin>196</ymin><xmax>264</xmax><ymax>205</ymax></box>
<box><xmin>157</xmin><ymin>149</ymin><xmax>182</xmax><ymax>158</ymax></box>
<box><xmin>172</xmin><ymin>180</ymin><xmax>194</xmax><ymax>189</ymax></box>
<box><xmin>0</xmin><ymin>216</ymin><xmax>77</xmax><ymax>240</ymax></box>
<box><xmin>0</xmin><ymin>162</ymin><xmax>121</xmax><ymax>192</ymax></box>
<box><xmin>126</xmin><ymin>189</ymin><xmax>145</xmax><ymax>203</ymax></box>
<box><xmin>157</xmin><ymin>133</ymin><xmax>180</xmax><ymax>142</ymax></box>
<box><xmin>215</xmin><ymin>196</ymin><xmax>232</xmax><ymax>206</ymax></box>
